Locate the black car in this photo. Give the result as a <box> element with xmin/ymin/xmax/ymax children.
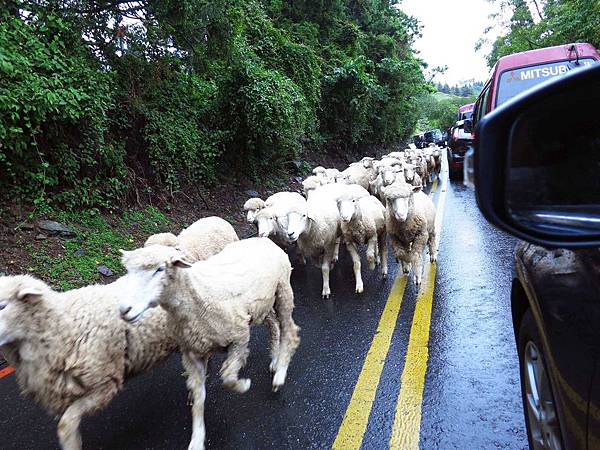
<box><xmin>473</xmin><ymin>64</ymin><xmax>600</xmax><ymax>450</ymax></box>
<box><xmin>423</xmin><ymin>128</ymin><xmax>444</xmax><ymax>146</ymax></box>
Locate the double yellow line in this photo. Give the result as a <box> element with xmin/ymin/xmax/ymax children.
<box><xmin>333</xmin><ymin>171</ymin><xmax>448</xmax><ymax>450</ymax></box>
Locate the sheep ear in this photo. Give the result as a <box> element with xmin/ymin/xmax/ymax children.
<box><xmin>17</xmin><ymin>288</ymin><xmax>43</xmax><ymax>302</ymax></box>
<box><xmin>412</xmin><ymin>185</ymin><xmax>421</xmax><ymax>193</ymax></box>
<box><xmin>171</xmin><ymin>256</ymin><xmax>192</xmax><ymax>269</ymax></box>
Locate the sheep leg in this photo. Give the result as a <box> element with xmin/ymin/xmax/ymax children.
<box><xmin>410</xmin><ymin>230</ymin><xmax>428</xmax><ymax>289</ymax></box>
<box><xmin>346</xmin><ymin>241</ymin><xmax>363</xmax><ymax>294</ymax></box>
<box><xmin>366</xmin><ymin>236</ymin><xmax>377</xmax><ymax>271</ymax></box>
<box><xmin>379</xmin><ymin>232</ymin><xmax>388</xmax><ymax>278</ymax></box>
<box><xmin>390</xmin><ymin>236</ymin><xmax>411</xmax><ymax>275</ymax></box>
<box><xmin>182</xmin><ymin>353</ymin><xmax>208</xmax><ymax>450</ymax></box>
<box><xmin>265</xmin><ymin>309</ymin><xmax>281</xmax><ymax>373</ymax></box>
<box><xmin>272</xmin><ymin>280</ymin><xmax>301</xmax><ymax>392</ymax></box>
<box><xmin>321</xmin><ymin>244</ymin><xmax>335</xmax><ymax>298</ymax></box>
<box><xmin>428</xmin><ymin>228</ymin><xmax>437</xmax><ymax>263</ymax></box>
<box><xmin>332</xmin><ymin>237</ymin><xmax>341</xmax><ymax>265</ymax></box>
<box><xmin>57</xmin><ymin>387</ymin><xmax>116</xmax><ymax>450</ymax></box>
<box><xmin>220</xmin><ymin>333</ymin><xmax>251</xmax><ymax>394</ymax></box>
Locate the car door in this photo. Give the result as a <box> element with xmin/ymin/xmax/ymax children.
<box><xmin>517</xmin><ymin>245</ymin><xmax>600</xmax><ymax>449</ymax></box>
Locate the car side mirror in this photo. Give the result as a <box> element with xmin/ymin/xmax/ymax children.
<box><xmin>463</xmin><ymin>119</ymin><xmax>473</xmax><ymax>134</ymax></box>
<box><xmin>475</xmin><ymin>63</ymin><xmax>600</xmax><ymax>248</ymax></box>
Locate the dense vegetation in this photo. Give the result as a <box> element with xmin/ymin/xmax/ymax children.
<box><xmin>0</xmin><ymin>0</ymin><xmax>428</xmax><ymax>210</ymax></box>
<box><xmin>480</xmin><ymin>0</ymin><xmax>600</xmax><ymax>67</ymax></box>
<box><xmin>415</xmin><ymin>91</ymin><xmax>477</xmax><ymax>134</ymax></box>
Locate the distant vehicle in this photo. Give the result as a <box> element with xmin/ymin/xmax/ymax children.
<box><xmin>423</xmin><ymin>129</ymin><xmax>444</xmax><ymax>146</ymax></box>
<box><xmin>458</xmin><ymin>102</ymin><xmax>474</xmax><ymax>121</ymax></box>
<box><xmin>474</xmin><ymin>56</ymin><xmax>600</xmax><ymax>449</ymax></box>
<box><xmin>412</xmin><ymin>134</ymin><xmax>426</xmax><ymax>149</ymax></box>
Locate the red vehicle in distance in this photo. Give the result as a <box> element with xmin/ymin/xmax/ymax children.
<box><xmin>447</xmin><ymin>102</ymin><xmax>475</xmax><ymax>180</ymax></box>
<box><xmin>458</xmin><ymin>102</ymin><xmax>474</xmax><ymax>121</ymax></box>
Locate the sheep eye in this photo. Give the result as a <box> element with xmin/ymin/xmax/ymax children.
<box><xmin>154</xmin><ymin>267</ymin><xmax>165</xmax><ymax>275</ymax></box>
<box><xmin>0</xmin><ymin>303</ymin><xmax>6</xmax><ymax>311</ymax></box>
<box><xmin>302</xmin><ymin>214</ymin><xmax>307</xmax><ymax>218</ymax></box>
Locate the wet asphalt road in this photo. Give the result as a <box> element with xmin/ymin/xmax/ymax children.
<box><xmin>0</xmin><ymin>179</ymin><xmax>529</xmax><ymax>449</ymax></box>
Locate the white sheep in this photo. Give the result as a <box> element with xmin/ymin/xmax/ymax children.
<box><xmin>144</xmin><ymin>216</ymin><xmax>239</xmax><ymax>263</ymax></box>
<box><xmin>118</xmin><ymin>239</ymin><xmax>300</xmax><ymax>450</ymax></box>
<box><xmin>0</xmin><ymin>274</ymin><xmax>177</xmax><ymax>450</ymax></box>
<box><xmin>277</xmin><ymin>194</ymin><xmax>340</xmax><ymax>298</ymax></box>
<box><xmin>370</xmin><ymin>165</ymin><xmax>405</xmax><ymax>201</ymax></box>
<box><xmin>243</xmin><ymin>198</ymin><xmax>265</xmax><ymax>224</ymax></box>
<box><xmin>144</xmin><ymin>232</ymin><xmax>179</xmax><ymax>247</ymax></box>
<box><xmin>305</xmin><ymin>183</ymin><xmax>370</xmax><ymax>263</ymax></box>
<box><xmin>336</xmin><ymin>164</ymin><xmax>371</xmax><ymax>190</ymax></box>
<box><xmin>383</xmin><ymin>181</ymin><xmax>436</xmax><ymax>288</ymax></box>
<box><xmin>337</xmin><ymin>194</ymin><xmax>388</xmax><ymax>293</ymax></box>
<box><xmin>302</xmin><ymin>176</ymin><xmax>323</xmax><ymax>197</ymax></box>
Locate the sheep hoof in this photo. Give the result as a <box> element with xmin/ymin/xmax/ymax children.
<box><xmin>322</xmin><ymin>292</ymin><xmax>331</xmax><ymax>299</ymax></box>
<box><xmin>355</xmin><ymin>285</ymin><xmax>364</xmax><ymax>294</ymax></box>
<box><xmin>225</xmin><ymin>378</ymin><xmax>251</xmax><ymax>394</ymax></box>
<box><xmin>272</xmin><ymin>367</ymin><xmax>288</xmax><ymax>392</ymax></box>
<box><xmin>269</xmin><ymin>359</ymin><xmax>279</xmax><ymax>373</ymax></box>
<box><xmin>368</xmin><ymin>262</ymin><xmax>376</xmax><ymax>271</ymax></box>
<box><xmin>381</xmin><ymin>271</ymin><xmax>388</xmax><ymax>278</ymax></box>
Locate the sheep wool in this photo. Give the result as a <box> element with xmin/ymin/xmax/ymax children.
<box><xmin>0</xmin><ymin>274</ymin><xmax>177</xmax><ymax>450</ymax></box>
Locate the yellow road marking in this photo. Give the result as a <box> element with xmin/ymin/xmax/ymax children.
<box><xmin>389</xmin><ymin>162</ymin><xmax>448</xmax><ymax>449</ymax></box>
<box><xmin>333</xmin><ymin>160</ymin><xmax>447</xmax><ymax>450</ymax></box>
<box><xmin>333</xmin><ymin>276</ymin><xmax>408</xmax><ymax>450</ymax></box>
<box><xmin>389</xmin><ymin>263</ymin><xmax>436</xmax><ymax>449</ymax></box>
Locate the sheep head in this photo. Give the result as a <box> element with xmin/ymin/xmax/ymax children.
<box><xmin>119</xmin><ymin>246</ymin><xmax>192</xmax><ymax>323</ymax></box>
<box><xmin>144</xmin><ymin>232</ymin><xmax>178</xmax><ymax>248</ymax></box>
<box><xmin>243</xmin><ymin>198</ymin><xmax>265</xmax><ymax>223</ymax></box>
<box><xmin>337</xmin><ymin>195</ymin><xmax>360</xmax><ymax>223</ymax></box>
<box><xmin>383</xmin><ymin>182</ymin><xmax>420</xmax><ymax>222</ymax></box>
<box><xmin>0</xmin><ymin>275</ymin><xmax>49</xmax><ymax>347</ymax></box>
<box><xmin>255</xmin><ymin>208</ymin><xmax>277</xmax><ymax>238</ymax></box>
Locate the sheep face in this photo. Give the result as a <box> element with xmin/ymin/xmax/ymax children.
<box><xmin>384</xmin><ymin>183</ymin><xmax>419</xmax><ymax>222</ymax></box>
<box><xmin>256</xmin><ymin>209</ymin><xmax>277</xmax><ymax>238</ymax></box>
<box><xmin>404</xmin><ymin>165</ymin><xmax>415</xmax><ymax>182</ymax></box>
<box><xmin>0</xmin><ymin>275</ymin><xmax>46</xmax><ymax>346</ymax></box>
<box><xmin>285</xmin><ymin>211</ymin><xmax>308</xmax><ymax>242</ymax></box>
<box><xmin>243</xmin><ymin>198</ymin><xmax>265</xmax><ymax>224</ymax></box>
<box><xmin>382</xmin><ymin>168</ymin><xmax>398</xmax><ymax>186</ymax></box>
<box><xmin>119</xmin><ymin>247</ymin><xmax>192</xmax><ymax>323</ymax></box>
<box><xmin>338</xmin><ymin>198</ymin><xmax>358</xmax><ymax>223</ymax></box>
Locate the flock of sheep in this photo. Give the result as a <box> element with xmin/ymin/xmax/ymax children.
<box><xmin>0</xmin><ymin>144</ymin><xmax>442</xmax><ymax>450</ymax></box>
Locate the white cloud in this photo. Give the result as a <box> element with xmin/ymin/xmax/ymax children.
<box><xmin>399</xmin><ymin>0</ymin><xmax>504</xmax><ymax>85</ymax></box>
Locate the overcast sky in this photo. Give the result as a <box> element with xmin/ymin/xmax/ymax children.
<box><xmin>399</xmin><ymin>0</ymin><xmax>503</xmax><ymax>85</ymax></box>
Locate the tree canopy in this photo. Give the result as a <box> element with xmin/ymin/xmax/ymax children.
<box><xmin>480</xmin><ymin>0</ymin><xmax>600</xmax><ymax>68</ymax></box>
<box><xmin>0</xmin><ymin>0</ymin><xmax>428</xmax><ymax>209</ymax></box>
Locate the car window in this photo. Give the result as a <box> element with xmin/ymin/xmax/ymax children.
<box><xmin>496</xmin><ymin>58</ymin><xmax>597</xmax><ymax>106</ymax></box>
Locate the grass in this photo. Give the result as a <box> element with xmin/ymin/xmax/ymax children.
<box><xmin>24</xmin><ymin>206</ymin><xmax>171</xmax><ymax>290</ymax></box>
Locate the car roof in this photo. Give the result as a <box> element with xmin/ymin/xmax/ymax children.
<box><xmin>494</xmin><ymin>43</ymin><xmax>600</xmax><ymax>74</ymax></box>
<box><xmin>458</xmin><ymin>103</ymin><xmax>474</xmax><ymax>113</ymax></box>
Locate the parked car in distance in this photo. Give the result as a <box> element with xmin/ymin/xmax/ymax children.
<box><xmin>423</xmin><ymin>128</ymin><xmax>444</xmax><ymax>147</ymax></box>
<box><xmin>447</xmin><ymin>123</ymin><xmax>472</xmax><ymax>180</ymax></box>
<box><xmin>413</xmin><ymin>133</ymin><xmax>426</xmax><ymax>149</ymax></box>
<box><xmin>474</xmin><ymin>59</ymin><xmax>600</xmax><ymax>450</ymax></box>
<box><xmin>458</xmin><ymin>102</ymin><xmax>474</xmax><ymax>121</ymax></box>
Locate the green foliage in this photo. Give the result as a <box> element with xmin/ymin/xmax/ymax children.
<box><xmin>2</xmin><ymin>1</ymin><xmax>427</xmax><ymax>208</ymax></box>
<box><xmin>482</xmin><ymin>0</ymin><xmax>600</xmax><ymax>68</ymax></box>
<box><xmin>0</xmin><ymin>11</ymin><xmax>125</xmax><ymax>208</ymax></box>
<box><xmin>24</xmin><ymin>207</ymin><xmax>170</xmax><ymax>290</ymax></box>
<box><xmin>416</xmin><ymin>92</ymin><xmax>477</xmax><ymax>133</ymax></box>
